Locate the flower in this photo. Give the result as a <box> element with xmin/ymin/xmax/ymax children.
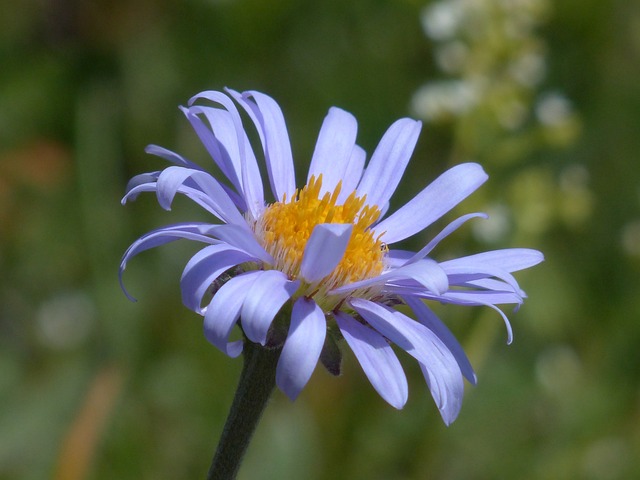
<box><xmin>120</xmin><ymin>88</ymin><xmax>543</xmax><ymax>425</ymax></box>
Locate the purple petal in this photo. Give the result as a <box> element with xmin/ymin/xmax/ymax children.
<box><xmin>389</xmin><ymin>284</ymin><xmax>523</xmax><ymax>306</ymax></box>
<box><xmin>145</xmin><ymin>144</ymin><xmax>205</xmax><ymax>170</ymax></box>
<box><xmin>337</xmin><ymin>145</ymin><xmax>366</xmax><ymax>204</ymax></box>
<box><xmin>373</xmin><ymin>163</ymin><xmax>488</xmax><ymax>244</ymax></box>
<box><xmin>300</xmin><ymin>224</ymin><xmax>352</xmax><ymax>283</ymax></box>
<box><xmin>180</xmin><ymin>107</ymin><xmax>242</xmax><ymax>191</ymax></box>
<box><xmin>440</xmin><ymin>262</ymin><xmax>522</xmax><ymax>297</ymax></box>
<box><xmin>356</xmin><ymin>118</ymin><xmax>422</xmax><ymax>210</ymax></box>
<box><xmin>187</xmin><ymin>89</ymin><xmax>252</xmax><ymax>172</ymax></box>
<box><xmin>203</xmin><ymin>272</ymin><xmax>261</xmax><ymax>358</ymax></box>
<box><xmin>240</xmin><ymin>271</ymin><xmax>300</xmax><ymax>345</ymax></box>
<box><xmin>155</xmin><ymin>166</ymin><xmax>248</xmax><ymax>227</ymax></box>
<box><xmin>335</xmin><ymin>311</ymin><xmax>408</xmax><ymax>409</ymax></box>
<box><xmin>185</xmin><ymin>105</ymin><xmax>265</xmax><ymax>218</ymax></box>
<box><xmin>418</xmin><ymin>291</ymin><xmax>515</xmax><ymax>344</ymax></box>
<box><xmin>403</xmin><ymin>213</ymin><xmax>489</xmax><ymax>265</ymax></box>
<box><xmin>207</xmin><ymin>224</ymin><xmax>273</xmax><ymax>264</ymax></box>
<box><xmin>181</xmin><ymin>244</ymin><xmax>257</xmax><ymax>313</ymax></box>
<box><xmin>330</xmin><ymin>258</ymin><xmax>448</xmax><ymax>297</ymax></box>
<box><xmin>442</xmin><ymin>248</ymin><xmax>544</xmax><ymax>273</ymax></box>
<box><xmin>307</xmin><ymin>107</ymin><xmax>358</xmax><ymax>196</ymax></box>
<box><xmin>387</xmin><ymin>260</ymin><xmax>450</xmax><ymax>295</ymax></box>
<box><xmin>227</xmin><ymin>89</ymin><xmax>296</xmax><ymax>202</ymax></box>
<box><xmin>122</xmin><ymin>173</ymin><xmax>244</xmax><ymax>216</ymax></box>
<box><xmin>119</xmin><ymin>223</ymin><xmax>219</xmax><ymax>301</ymax></box>
<box><xmin>276</xmin><ymin>297</ymin><xmax>326</xmax><ymax>400</ymax></box>
<box><xmin>350</xmin><ymin>298</ymin><xmax>464</xmax><ymax>424</ymax></box>
<box><xmin>385</xmin><ymin>250</ymin><xmax>414</xmax><ymax>268</ymax></box>
<box><xmin>403</xmin><ymin>296</ymin><xmax>476</xmax><ymax>384</ymax></box>
<box><xmin>187</xmin><ymin>90</ymin><xmax>266</xmax><ymax>218</ymax></box>
<box><xmin>463</xmin><ymin>278</ymin><xmax>525</xmax><ymax>295</ymax></box>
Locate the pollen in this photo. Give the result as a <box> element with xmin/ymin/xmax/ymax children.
<box><xmin>254</xmin><ymin>175</ymin><xmax>387</xmax><ymax>304</ymax></box>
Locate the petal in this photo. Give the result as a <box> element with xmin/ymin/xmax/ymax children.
<box><xmin>330</xmin><ymin>258</ymin><xmax>448</xmax><ymax>296</ymax></box>
<box><xmin>356</xmin><ymin>118</ymin><xmax>422</xmax><ymax>210</ymax></box>
<box><xmin>403</xmin><ymin>296</ymin><xmax>476</xmax><ymax>384</ymax></box>
<box><xmin>350</xmin><ymin>298</ymin><xmax>464</xmax><ymax>424</ymax></box>
<box><xmin>300</xmin><ymin>224</ymin><xmax>353</xmax><ymax>283</ymax></box>
<box><xmin>156</xmin><ymin>166</ymin><xmax>248</xmax><ymax>227</ymax></box>
<box><xmin>145</xmin><ymin>144</ymin><xmax>205</xmax><ymax>170</ymax></box>
<box><xmin>373</xmin><ymin>163</ymin><xmax>488</xmax><ymax>244</ymax></box>
<box><xmin>185</xmin><ymin>104</ymin><xmax>265</xmax><ymax>218</ymax></box>
<box><xmin>388</xmin><ymin>285</ymin><xmax>524</xmax><ymax>306</ymax></box>
<box><xmin>337</xmin><ymin>145</ymin><xmax>366</xmax><ymax>204</ymax></box>
<box><xmin>181</xmin><ymin>244</ymin><xmax>257</xmax><ymax>313</ymax></box>
<box><xmin>119</xmin><ymin>223</ymin><xmax>219</xmax><ymax>301</ymax></box>
<box><xmin>227</xmin><ymin>89</ymin><xmax>296</xmax><ymax>202</ymax></box>
<box><xmin>203</xmin><ymin>272</ymin><xmax>261</xmax><ymax>357</ymax></box>
<box><xmin>440</xmin><ymin>263</ymin><xmax>523</xmax><ymax>297</ymax></box>
<box><xmin>442</xmin><ymin>248</ymin><xmax>544</xmax><ymax>273</ymax></box>
<box><xmin>385</xmin><ymin>260</ymin><xmax>450</xmax><ymax>295</ymax></box>
<box><xmin>276</xmin><ymin>297</ymin><xmax>326</xmax><ymax>400</ymax></box>
<box><xmin>123</xmin><ymin>169</ymin><xmax>248</xmax><ymax>214</ymax></box>
<box><xmin>403</xmin><ymin>213</ymin><xmax>489</xmax><ymax>265</ymax></box>
<box><xmin>385</xmin><ymin>249</ymin><xmax>414</xmax><ymax>268</ymax></box>
<box><xmin>240</xmin><ymin>270</ymin><xmax>300</xmax><ymax>345</ymax></box>
<box><xmin>307</xmin><ymin>107</ymin><xmax>358</xmax><ymax>196</ymax></box>
<box><xmin>180</xmin><ymin>107</ymin><xmax>242</xmax><ymax>191</ymax></box>
<box><xmin>207</xmin><ymin>224</ymin><xmax>273</xmax><ymax>264</ymax></box>
<box><xmin>463</xmin><ymin>278</ymin><xmax>526</xmax><ymax>296</ymax></box>
<box><xmin>417</xmin><ymin>291</ymin><xmax>515</xmax><ymax>344</ymax></box>
<box><xmin>335</xmin><ymin>311</ymin><xmax>408</xmax><ymax>409</ymax></box>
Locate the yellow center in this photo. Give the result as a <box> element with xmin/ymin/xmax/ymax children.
<box><xmin>253</xmin><ymin>175</ymin><xmax>387</xmax><ymax>308</ymax></box>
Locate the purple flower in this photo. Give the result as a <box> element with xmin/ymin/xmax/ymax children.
<box><xmin>120</xmin><ymin>88</ymin><xmax>543</xmax><ymax>425</ymax></box>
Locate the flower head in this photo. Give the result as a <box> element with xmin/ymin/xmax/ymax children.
<box><xmin>120</xmin><ymin>88</ymin><xmax>543</xmax><ymax>425</ymax></box>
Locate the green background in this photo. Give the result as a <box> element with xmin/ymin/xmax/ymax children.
<box><xmin>1</xmin><ymin>0</ymin><xmax>639</xmax><ymax>478</ymax></box>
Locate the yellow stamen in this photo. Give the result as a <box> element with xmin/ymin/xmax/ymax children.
<box><xmin>253</xmin><ymin>175</ymin><xmax>387</xmax><ymax>308</ymax></box>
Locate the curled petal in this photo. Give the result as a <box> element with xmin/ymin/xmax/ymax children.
<box><xmin>418</xmin><ymin>291</ymin><xmax>515</xmax><ymax>344</ymax></box>
<box><xmin>276</xmin><ymin>298</ymin><xmax>326</xmax><ymax>400</ymax></box>
<box><xmin>203</xmin><ymin>272</ymin><xmax>261</xmax><ymax>357</ymax></box>
<box><xmin>206</xmin><ymin>224</ymin><xmax>273</xmax><ymax>264</ymax></box>
<box><xmin>335</xmin><ymin>311</ymin><xmax>408</xmax><ymax>409</ymax></box>
<box><xmin>441</xmin><ymin>263</ymin><xmax>523</xmax><ymax>298</ymax></box>
<box><xmin>330</xmin><ymin>258</ymin><xmax>448</xmax><ymax>296</ymax></box>
<box><xmin>181</xmin><ymin>107</ymin><xmax>243</xmax><ymax>192</ymax></box>
<box><xmin>120</xmin><ymin>223</ymin><xmax>219</xmax><ymax>301</ymax></box>
<box><xmin>227</xmin><ymin>89</ymin><xmax>296</xmax><ymax>202</ymax></box>
<box><xmin>156</xmin><ymin>166</ymin><xmax>248</xmax><ymax>227</ymax></box>
<box><xmin>240</xmin><ymin>271</ymin><xmax>300</xmax><ymax>345</ymax></box>
<box><xmin>145</xmin><ymin>144</ymin><xmax>204</xmax><ymax>170</ymax></box>
<box><xmin>181</xmin><ymin>244</ymin><xmax>257</xmax><ymax>313</ymax></box>
<box><xmin>123</xmin><ymin>169</ymin><xmax>247</xmax><ymax>214</ymax></box>
<box><xmin>185</xmin><ymin>105</ymin><xmax>265</xmax><ymax>218</ymax></box>
<box><xmin>404</xmin><ymin>213</ymin><xmax>489</xmax><ymax>265</ymax></box>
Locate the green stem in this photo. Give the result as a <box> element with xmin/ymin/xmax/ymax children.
<box><xmin>207</xmin><ymin>340</ymin><xmax>281</xmax><ymax>480</ymax></box>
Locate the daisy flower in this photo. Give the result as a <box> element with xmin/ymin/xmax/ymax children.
<box><xmin>120</xmin><ymin>88</ymin><xmax>542</xmax><ymax>425</ymax></box>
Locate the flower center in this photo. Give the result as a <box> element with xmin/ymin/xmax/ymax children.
<box><xmin>254</xmin><ymin>175</ymin><xmax>386</xmax><ymax>307</ymax></box>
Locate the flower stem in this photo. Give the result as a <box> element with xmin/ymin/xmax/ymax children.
<box><xmin>207</xmin><ymin>339</ymin><xmax>281</xmax><ymax>480</ymax></box>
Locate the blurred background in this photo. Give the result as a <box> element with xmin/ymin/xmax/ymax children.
<box><xmin>1</xmin><ymin>0</ymin><xmax>639</xmax><ymax>478</ymax></box>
